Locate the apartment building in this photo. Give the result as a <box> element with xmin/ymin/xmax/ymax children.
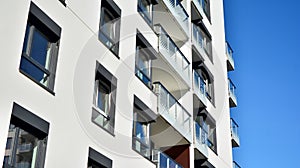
<box><xmin>0</xmin><ymin>0</ymin><xmax>240</xmax><ymax>167</ymax></box>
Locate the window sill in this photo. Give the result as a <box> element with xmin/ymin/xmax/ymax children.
<box><xmin>19</xmin><ymin>69</ymin><xmax>55</xmax><ymax>96</ymax></box>
<box><xmin>92</xmin><ymin>107</ymin><xmax>115</xmax><ymax>137</ymax></box>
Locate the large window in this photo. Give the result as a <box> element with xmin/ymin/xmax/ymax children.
<box><xmin>20</xmin><ymin>2</ymin><xmax>61</xmax><ymax>93</ymax></box>
<box><xmin>87</xmin><ymin>147</ymin><xmax>112</xmax><ymax>168</ymax></box>
<box><xmin>99</xmin><ymin>0</ymin><xmax>121</xmax><ymax>56</ymax></box>
<box><xmin>92</xmin><ymin>62</ymin><xmax>117</xmax><ymax>135</ymax></box>
<box><xmin>132</xmin><ymin>96</ymin><xmax>156</xmax><ymax>160</ymax></box>
<box><xmin>135</xmin><ymin>32</ymin><xmax>157</xmax><ymax>89</ymax></box>
<box><xmin>196</xmin><ymin>111</ymin><xmax>217</xmax><ymax>154</ymax></box>
<box><xmin>193</xmin><ymin>64</ymin><xmax>214</xmax><ymax>104</ymax></box>
<box><xmin>3</xmin><ymin>103</ymin><xmax>49</xmax><ymax>168</ymax></box>
<box><xmin>138</xmin><ymin>0</ymin><xmax>157</xmax><ymax>25</ymax></box>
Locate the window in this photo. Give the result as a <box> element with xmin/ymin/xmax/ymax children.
<box><xmin>92</xmin><ymin>62</ymin><xmax>117</xmax><ymax>134</ymax></box>
<box><xmin>87</xmin><ymin>147</ymin><xmax>112</xmax><ymax>168</ymax></box>
<box><xmin>132</xmin><ymin>96</ymin><xmax>156</xmax><ymax>160</ymax></box>
<box><xmin>135</xmin><ymin>32</ymin><xmax>157</xmax><ymax>89</ymax></box>
<box><xmin>203</xmin><ymin>0</ymin><xmax>211</xmax><ymax>21</ymax></box>
<box><xmin>99</xmin><ymin>0</ymin><xmax>121</xmax><ymax>56</ymax></box>
<box><xmin>192</xmin><ymin>21</ymin><xmax>212</xmax><ymax>62</ymax></box>
<box><xmin>3</xmin><ymin>103</ymin><xmax>49</xmax><ymax>168</ymax></box>
<box><xmin>138</xmin><ymin>0</ymin><xmax>157</xmax><ymax>25</ymax></box>
<box><xmin>20</xmin><ymin>2</ymin><xmax>61</xmax><ymax>93</ymax></box>
<box><xmin>193</xmin><ymin>64</ymin><xmax>214</xmax><ymax>104</ymax></box>
<box><xmin>196</xmin><ymin>111</ymin><xmax>217</xmax><ymax>153</ymax></box>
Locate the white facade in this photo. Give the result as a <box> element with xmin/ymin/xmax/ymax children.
<box><xmin>0</xmin><ymin>0</ymin><xmax>239</xmax><ymax>167</ymax></box>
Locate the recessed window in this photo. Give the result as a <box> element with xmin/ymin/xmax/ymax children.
<box><xmin>2</xmin><ymin>103</ymin><xmax>49</xmax><ymax>168</ymax></box>
<box><xmin>193</xmin><ymin>63</ymin><xmax>214</xmax><ymax>105</ymax></box>
<box><xmin>92</xmin><ymin>62</ymin><xmax>117</xmax><ymax>135</ymax></box>
<box><xmin>132</xmin><ymin>96</ymin><xmax>156</xmax><ymax>160</ymax></box>
<box><xmin>138</xmin><ymin>0</ymin><xmax>157</xmax><ymax>25</ymax></box>
<box><xmin>196</xmin><ymin>111</ymin><xmax>217</xmax><ymax>153</ymax></box>
<box><xmin>99</xmin><ymin>0</ymin><xmax>121</xmax><ymax>56</ymax></box>
<box><xmin>88</xmin><ymin>147</ymin><xmax>112</xmax><ymax>168</ymax></box>
<box><xmin>135</xmin><ymin>32</ymin><xmax>157</xmax><ymax>89</ymax></box>
<box><xmin>20</xmin><ymin>2</ymin><xmax>61</xmax><ymax>93</ymax></box>
<box><xmin>203</xmin><ymin>0</ymin><xmax>211</xmax><ymax>21</ymax></box>
<box><xmin>192</xmin><ymin>22</ymin><xmax>212</xmax><ymax>63</ymax></box>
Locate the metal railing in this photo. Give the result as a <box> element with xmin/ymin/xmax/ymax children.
<box><xmin>192</xmin><ymin>24</ymin><xmax>212</xmax><ymax>60</ymax></box>
<box><xmin>153</xmin><ymin>82</ymin><xmax>191</xmax><ymax>134</ymax></box>
<box><xmin>155</xmin><ymin>24</ymin><xmax>190</xmax><ymax>82</ymax></box>
<box><xmin>162</xmin><ymin>0</ymin><xmax>189</xmax><ymax>34</ymax></box>
<box><xmin>153</xmin><ymin>149</ymin><xmax>183</xmax><ymax>168</ymax></box>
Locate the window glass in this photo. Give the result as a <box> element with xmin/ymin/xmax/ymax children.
<box><xmin>99</xmin><ymin>0</ymin><xmax>121</xmax><ymax>56</ymax></box>
<box><xmin>97</xmin><ymin>80</ymin><xmax>110</xmax><ymax>113</ymax></box>
<box><xmin>136</xmin><ymin>47</ymin><xmax>150</xmax><ymax>77</ymax></box>
<box><xmin>19</xmin><ymin>2</ymin><xmax>61</xmax><ymax>92</ymax></box>
<box><xmin>3</xmin><ymin>124</ymin><xmax>47</xmax><ymax>168</ymax></box>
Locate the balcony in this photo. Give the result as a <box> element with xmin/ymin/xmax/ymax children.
<box><xmin>231</xmin><ymin>118</ymin><xmax>240</xmax><ymax>147</ymax></box>
<box><xmin>192</xmin><ymin>23</ymin><xmax>212</xmax><ymax>62</ymax></box>
<box><xmin>233</xmin><ymin>161</ymin><xmax>241</xmax><ymax>168</ymax></box>
<box><xmin>153</xmin><ymin>82</ymin><xmax>192</xmax><ymax>142</ymax></box>
<box><xmin>193</xmin><ymin>70</ymin><xmax>208</xmax><ymax>107</ymax></box>
<box><xmin>153</xmin><ymin>0</ymin><xmax>189</xmax><ymax>42</ymax></box>
<box><xmin>228</xmin><ymin>78</ymin><xmax>237</xmax><ymax>107</ymax></box>
<box><xmin>153</xmin><ymin>150</ymin><xmax>183</xmax><ymax>168</ymax></box>
<box><xmin>152</xmin><ymin>25</ymin><xmax>190</xmax><ymax>91</ymax></box>
<box><xmin>194</xmin><ymin>122</ymin><xmax>208</xmax><ymax>157</ymax></box>
<box><xmin>226</xmin><ymin>41</ymin><xmax>235</xmax><ymax>71</ymax></box>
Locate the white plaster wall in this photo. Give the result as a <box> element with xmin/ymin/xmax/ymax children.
<box><xmin>0</xmin><ymin>0</ymin><xmax>234</xmax><ymax>167</ymax></box>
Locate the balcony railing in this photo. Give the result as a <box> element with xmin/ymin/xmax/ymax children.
<box><xmin>161</xmin><ymin>0</ymin><xmax>189</xmax><ymax>35</ymax></box>
<box><xmin>154</xmin><ymin>82</ymin><xmax>191</xmax><ymax>136</ymax></box>
<box><xmin>153</xmin><ymin>149</ymin><xmax>183</xmax><ymax>168</ymax></box>
<box><xmin>231</xmin><ymin>118</ymin><xmax>240</xmax><ymax>147</ymax></box>
<box><xmin>155</xmin><ymin>25</ymin><xmax>190</xmax><ymax>83</ymax></box>
<box><xmin>233</xmin><ymin>161</ymin><xmax>241</xmax><ymax>168</ymax></box>
<box><xmin>226</xmin><ymin>41</ymin><xmax>234</xmax><ymax>71</ymax></box>
<box><xmin>228</xmin><ymin>78</ymin><xmax>237</xmax><ymax>107</ymax></box>
<box><xmin>193</xmin><ymin>70</ymin><xmax>207</xmax><ymax>106</ymax></box>
<box><xmin>192</xmin><ymin>24</ymin><xmax>212</xmax><ymax>61</ymax></box>
<box><xmin>194</xmin><ymin>122</ymin><xmax>208</xmax><ymax>156</ymax></box>
<box><xmin>192</xmin><ymin>0</ymin><xmax>211</xmax><ymax>20</ymax></box>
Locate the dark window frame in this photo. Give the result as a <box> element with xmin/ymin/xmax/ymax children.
<box><xmin>92</xmin><ymin>62</ymin><xmax>117</xmax><ymax>135</ymax></box>
<box><xmin>135</xmin><ymin>31</ymin><xmax>157</xmax><ymax>89</ymax></box>
<box><xmin>132</xmin><ymin>96</ymin><xmax>156</xmax><ymax>161</ymax></box>
<box><xmin>3</xmin><ymin>103</ymin><xmax>50</xmax><ymax>168</ymax></box>
<box><xmin>99</xmin><ymin>0</ymin><xmax>121</xmax><ymax>57</ymax></box>
<box><xmin>88</xmin><ymin>147</ymin><xmax>112</xmax><ymax>168</ymax></box>
<box><xmin>19</xmin><ymin>2</ymin><xmax>61</xmax><ymax>94</ymax></box>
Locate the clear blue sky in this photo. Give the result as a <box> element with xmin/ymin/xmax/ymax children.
<box><xmin>224</xmin><ymin>0</ymin><xmax>300</xmax><ymax>167</ymax></box>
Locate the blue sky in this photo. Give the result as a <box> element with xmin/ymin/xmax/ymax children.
<box><xmin>224</xmin><ymin>0</ymin><xmax>300</xmax><ymax>167</ymax></box>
